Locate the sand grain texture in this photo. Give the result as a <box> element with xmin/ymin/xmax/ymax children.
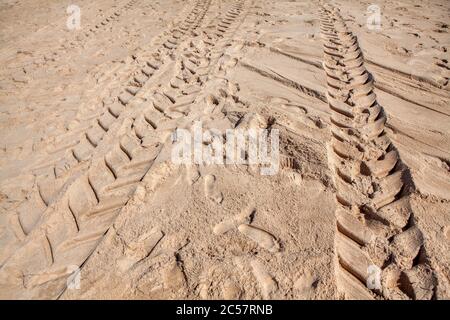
<box><xmin>0</xmin><ymin>0</ymin><xmax>448</xmax><ymax>300</ymax></box>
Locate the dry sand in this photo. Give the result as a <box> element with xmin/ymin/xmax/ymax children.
<box><xmin>0</xmin><ymin>0</ymin><xmax>448</xmax><ymax>300</ymax></box>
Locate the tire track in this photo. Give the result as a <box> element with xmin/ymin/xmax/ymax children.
<box><xmin>319</xmin><ymin>3</ymin><xmax>435</xmax><ymax>300</ymax></box>
<box><xmin>238</xmin><ymin>61</ymin><xmax>327</xmax><ymax>102</ymax></box>
<box><xmin>0</xmin><ymin>0</ymin><xmax>143</xmax><ymax>77</ymax></box>
<box><xmin>62</xmin><ymin>1</ymin><xmax>252</xmax><ymax>299</ymax></box>
<box><xmin>0</xmin><ymin>0</ymin><xmax>249</xmax><ymax>299</ymax></box>
<box><xmin>0</xmin><ymin>0</ymin><xmax>212</xmax><ymax>268</ymax></box>
<box><xmin>365</xmin><ymin>59</ymin><xmax>450</xmax><ymax>94</ymax></box>
<box><xmin>76</xmin><ymin>0</ymin><xmax>142</xmax><ymax>42</ymax></box>
<box><xmin>266</xmin><ymin>46</ymin><xmax>450</xmax><ymax>117</ymax></box>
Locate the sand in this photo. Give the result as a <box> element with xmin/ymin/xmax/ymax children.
<box><xmin>0</xmin><ymin>0</ymin><xmax>448</xmax><ymax>300</ymax></box>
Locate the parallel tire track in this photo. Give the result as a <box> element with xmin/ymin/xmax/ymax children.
<box><xmin>0</xmin><ymin>0</ymin><xmax>212</xmax><ymax>268</ymax></box>
<box><xmin>319</xmin><ymin>3</ymin><xmax>436</xmax><ymax>300</ymax></box>
<box><xmin>0</xmin><ymin>0</ymin><xmax>248</xmax><ymax>299</ymax></box>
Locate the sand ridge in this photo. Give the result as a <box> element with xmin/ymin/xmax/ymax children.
<box><xmin>0</xmin><ymin>0</ymin><xmax>448</xmax><ymax>299</ymax></box>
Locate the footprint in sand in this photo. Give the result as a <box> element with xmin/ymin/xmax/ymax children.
<box><xmin>213</xmin><ymin>205</ymin><xmax>255</xmax><ymax>235</ymax></box>
<box><xmin>238</xmin><ymin>224</ymin><xmax>280</xmax><ymax>253</ymax></box>
<box><xmin>204</xmin><ymin>174</ymin><xmax>223</xmax><ymax>204</ymax></box>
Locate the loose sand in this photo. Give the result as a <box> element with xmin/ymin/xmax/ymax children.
<box><xmin>0</xmin><ymin>0</ymin><xmax>448</xmax><ymax>299</ymax></box>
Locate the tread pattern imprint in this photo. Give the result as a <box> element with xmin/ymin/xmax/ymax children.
<box><xmin>0</xmin><ymin>0</ymin><xmax>213</xmax><ymax>299</ymax></box>
<box><xmin>0</xmin><ymin>0</ymin><xmax>249</xmax><ymax>299</ymax></box>
<box><xmin>0</xmin><ymin>0</ymin><xmax>211</xmax><ymax>267</ymax></box>
<box><xmin>319</xmin><ymin>3</ymin><xmax>436</xmax><ymax>300</ymax></box>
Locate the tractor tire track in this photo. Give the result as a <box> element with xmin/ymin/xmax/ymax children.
<box><xmin>0</xmin><ymin>0</ymin><xmax>212</xmax><ymax>268</ymax></box>
<box><xmin>319</xmin><ymin>3</ymin><xmax>436</xmax><ymax>300</ymax></box>
<box><xmin>0</xmin><ymin>0</ymin><xmax>248</xmax><ymax>300</ymax></box>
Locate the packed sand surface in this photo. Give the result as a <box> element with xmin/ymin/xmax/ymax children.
<box><xmin>0</xmin><ymin>0</ymin><xmax>449</xmax><ymax>300</ymax></box>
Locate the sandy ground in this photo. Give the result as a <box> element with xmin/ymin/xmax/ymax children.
<box><xmin>0</xmin><ymin>0</ymin><xmax>448</xmax><ymax>300</ymax></box>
